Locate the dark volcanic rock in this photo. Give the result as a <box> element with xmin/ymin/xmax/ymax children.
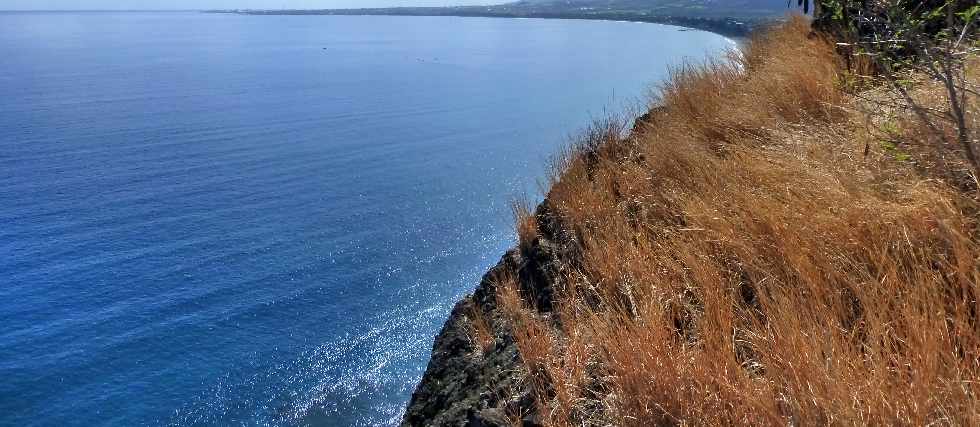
<box><xmin>466</xmin><ymin>408</ymin><xmax>510</xmax><ymax>427</ymax></box>
<box><xmin>404</xmin><ymin>200</ymin><xmax>572</xmax><ymax>426</ymax></box>
<box><xmin>516</xmin><ymin>236</ymin><xmax>561</xmax><ymax>313</ymax></box>
<box><xmin>402</xmin><ymin>254</ymin><xmax>527</xmax><ymax>427</ymax></box>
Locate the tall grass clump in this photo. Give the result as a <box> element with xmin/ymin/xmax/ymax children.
<box><xmin>502</xmin><ymin>16</ymin><xmax>980</xmax><ymax>426</ymax></box>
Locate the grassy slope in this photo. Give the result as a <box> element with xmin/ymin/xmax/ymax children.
<box><xmin>473</xmin><ymin>17</ymin><xmax>980</xmax><ymax>425</ymax></box>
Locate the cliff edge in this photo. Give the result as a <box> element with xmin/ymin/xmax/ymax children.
<box><xmin>405</xmin><ymin>13</ymin><xmax>979</xmax><ymax>426</ymax></box>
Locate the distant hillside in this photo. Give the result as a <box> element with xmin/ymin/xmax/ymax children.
<box><xmin>508</xmin><ymin>0</ymin><xmax>798</xmax><ymax>18</ymax></box>
<box><xmin>218</xmin><ymin>0</ymin><xmax>806</xmax><ymax>38</ymax></box>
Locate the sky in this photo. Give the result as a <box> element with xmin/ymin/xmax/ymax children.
<box><xmin>0</xmin><ymin>0</ymin><xmax>496</xmax><ymax>10</ymax></box>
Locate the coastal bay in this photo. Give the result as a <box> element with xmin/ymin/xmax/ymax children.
<box><xmin>0</xmin><ymin>12</ymin><xmax>730</xmax><ymax>425</ymax></box>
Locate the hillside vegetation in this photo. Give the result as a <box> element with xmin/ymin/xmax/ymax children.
<box><xmin>452</xmin><ymin>16</ymin><xmax>980</xmax><ymax>426</ymax></box>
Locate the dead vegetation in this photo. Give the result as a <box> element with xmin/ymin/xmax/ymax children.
<box><xmin>486</xmin><ymin>17</ymin><xmax>980</xmax><ymax>426</ymax></box>
<box><xmin>466</xmin><ymin>301</ymin><xmax>496</xmax><ymax>355</ymax></box>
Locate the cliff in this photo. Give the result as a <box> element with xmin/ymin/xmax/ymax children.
<box><xmin>404</xmin><ymin>15</ymin><xmax>979</xmax><ymax>427</ymax></box>
<box><xmin>402</xmin><ymin>202</ymin><xmax>570</xmax><ymax>426</ymax></box>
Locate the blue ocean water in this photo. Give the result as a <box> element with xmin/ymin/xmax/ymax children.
<box><xmin>0</xmin><ymin>11</ymin><xmax>730</xmax><ymax>426</ymax></box>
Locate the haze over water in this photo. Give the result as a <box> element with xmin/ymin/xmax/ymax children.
<box><xmin>0</xmin><ymin>11</ymin><xmax>730</xmax><ymax>426</ymax></box>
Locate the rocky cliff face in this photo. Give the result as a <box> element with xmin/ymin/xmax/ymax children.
<box><xmin>402</xmin><ymin>203</ymin><xmax>570</xmax><ymax>427</ymax></box>
<box><xmin>400</xmin><ymin>252</ymin><xmax>525</xmax><ymax>427</ymax></box>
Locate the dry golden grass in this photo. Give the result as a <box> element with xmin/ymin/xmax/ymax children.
<box><xmin>466</xmin><ymin>302</ymin><xmax>496</xmax><ymax>355</ymax></box>
<box><xmin>500</xmin><ymin>17</ymin><xmax>980</xmax><ymax>426</ymax></box>
<box><xmin>512</xmin><ymin>197</ymin><xmax>539</xmax><ymax>256</ymax></box>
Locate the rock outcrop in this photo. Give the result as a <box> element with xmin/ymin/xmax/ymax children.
<box><xmin>401</xmin><ymin>251</ymin><xmax>523</xmax><ymax>427</ymax></box>
<box><xmin>402</xmin><ymin>203</ymin><xmax>569</xmax><ymax>426</ymax></box>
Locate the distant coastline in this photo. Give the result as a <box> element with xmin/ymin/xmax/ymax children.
<box><xmin>206</xmin><ymin>7</ymin><xmax>773</xmax><ymax>39</ymax></box>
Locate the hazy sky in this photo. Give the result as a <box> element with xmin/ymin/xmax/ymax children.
<box><xmin>0</xmin><ymin>1</ymin><xmax>495</xmax><ymax>10</ymax></box>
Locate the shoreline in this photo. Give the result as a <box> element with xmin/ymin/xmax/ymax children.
<box><xmin>206</xmin><ymin>9</ymin><xmax>764</xmax><ymax>39</ymax></box>
<box><xmin>207</xmin><ymin>9</ymin><xmax>744</xmax><ymax>423</ymax></box>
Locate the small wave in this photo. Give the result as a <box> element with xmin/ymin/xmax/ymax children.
<box><xmin>163</xmin><ymin>278</ymin><xmax>469</xmax><ymax>427</ymax></box>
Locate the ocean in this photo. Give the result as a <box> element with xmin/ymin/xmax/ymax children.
<box><xmin>0</xmin><ymin>11</ymin><xmax>730</xmax><ymax>426</ymax></box>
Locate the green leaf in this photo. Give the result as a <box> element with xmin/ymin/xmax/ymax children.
<box><xmin>924</xmin><ymin>4</ymin><xmax>947</xmax><ymax>20</ymax></box>
<box><xmin>958</xmin><ymin>5</ymin><xmax>980</xmax><ymax>24</ymax></box>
